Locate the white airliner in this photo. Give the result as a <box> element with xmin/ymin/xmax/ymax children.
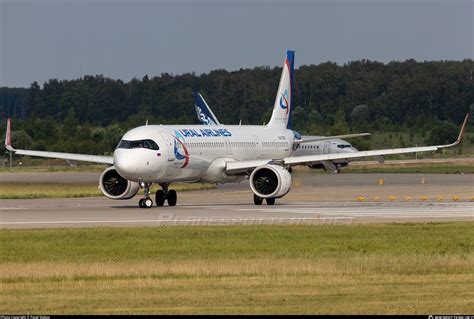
<box><xmin>4</xmin><ymin>51</ymin><xmax>469</xmax><ymax>208</ymax></box>
<box><xmin>193</xmin><ymin>92</ymin><xmax>368</xmax><ymax>172</ymax></box>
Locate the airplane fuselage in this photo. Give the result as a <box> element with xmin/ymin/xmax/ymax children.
<box><xmin>114</xmin><ymin>124</ymin><xmax>297</xmax><ymax>183</ymax></box>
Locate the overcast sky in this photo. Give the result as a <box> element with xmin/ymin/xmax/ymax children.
<box><xmin>1</xmin><ymin>0</ymin><xmax>472</xmax><ymax>88</ymax></box>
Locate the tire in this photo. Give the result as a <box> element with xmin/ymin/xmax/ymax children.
<box><xmin>139</xmin><ymin>198</ymin><xmax>145</xmax><ymax>208</ymax></box>
<box><xmin>155</xmin><ymin>190</ymin><xmax>166</xmax><ymax>207</ymax></box>
<box><xmin>167</xmin><ymin>189</ymin><xmax>177</xmax><ymax>206</ymax></box>
<box><xmin>144</xmin><ymin>198</ymin><xmax>153</xmax><ymax>208</ymax></box>
<box><xmin>266</xmin><ymin>198</ymin><xmax>275</xmax><ymax>205</ymax></box>
<box><xmin>254</xmin><ymin>194</ymin><xmax>263</xmax><ymax>205</ymax></box>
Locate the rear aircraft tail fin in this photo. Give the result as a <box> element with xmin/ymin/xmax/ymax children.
<box><xmin>4</xmin><ymin>118</ymin><xmax>14</xmax><ymax>151</ymax></box>
<box><xmin>267</xmin><ymin>50</ymin><xmax>295</xmax><ymax>129</ymax></box>
<box><xmin>193</xmin><ymin>92</ymin><xmax>220</xmax><ymax>125</ymax></box>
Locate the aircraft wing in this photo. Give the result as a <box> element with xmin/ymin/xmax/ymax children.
<box><xmin>4</xmin><ymin>119</ymin><xmax>114</xmax><ymax>165</ymax></box>
<box><xmin>294</xmin><ymin>133</ymin><xmax>371</xmax><ymax>144</ymax></box>
<box><xmin>226</xmin><ymin>113</ymin><xmax>469</xmax><ymax>174</ymax></box>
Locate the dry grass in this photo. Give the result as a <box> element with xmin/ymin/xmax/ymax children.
<box><xmin>2</xmin><ymin>257</ymin><xmax>473</xmax><ymax>314</ymax></box>
<box><xmin>1</xmin><ymin>224</ymin><xmax>473</xmax><ymax>314</ymax></box>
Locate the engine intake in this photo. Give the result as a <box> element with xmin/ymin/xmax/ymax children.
<box><xmin>99</xmin><ymin>166</ymin><xmax>139</xmax><ymax>200</ymax></box>
<box><xmin>250</xmin><ymin>165</ymin><xmax>292</xmax><ymax>199</ymax></box>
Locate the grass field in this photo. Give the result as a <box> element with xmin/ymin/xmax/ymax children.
<box><xmin>0</xmin><ymin>182</ymin><xmax>215</xmax><ymax>199</ymax></box>
<box><xmin>344</xmin><ymin>164</ymin><xmax>474</xmax><ymax>174</ymax></box>
<box><xmin>1</xmin><ymin>223</ymin><xmax>473</xmax><ymax>314</ymax></box>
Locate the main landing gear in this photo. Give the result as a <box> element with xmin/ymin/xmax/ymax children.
<box><xmin>155</xmin><ymin>183</ymin><xmax>177</xmax><ymax>207</ymax></box>
<box><xmin>253</xmin><ymin>194</ymin><xmax>275</xmax><ymax>206</ymax></box>
<box><xmin>138</xmin><ymin>182</ymin><xmax>178</xmax><ymax>208</ymax></box>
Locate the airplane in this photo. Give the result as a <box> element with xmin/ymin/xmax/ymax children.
<box><xmin>193</xmin><ymin>92</ymin><xmax>367</xmax><ymax>173</ymax></box>
<box><xmin>4</xmin><ymin>51</ymin><xmax>470</xmax><ymax>208</ymax></box>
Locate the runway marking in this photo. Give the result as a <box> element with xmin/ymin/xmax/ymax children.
<box><xmin>0</xmin><ymin>217</ymin><xmax>355</xmax><ymax>226</ymax></box>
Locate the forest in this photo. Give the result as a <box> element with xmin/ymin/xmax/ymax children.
<box><xmin>1</xmin><ymin>59</ymin><xmax>473</xmax><ymax>155</ymax></box>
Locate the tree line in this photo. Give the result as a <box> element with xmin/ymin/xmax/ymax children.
<box><xmin>1</xmin><ymin>59</ymin><xmax>473</xmax><ymax>154</ymax></box>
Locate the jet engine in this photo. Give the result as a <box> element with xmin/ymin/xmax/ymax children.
<box><xmin>249</xmin><ymin>164</ymin><xmax>292</xmax><ymax>199</ymax></box>
<box><xmin>99</xmin><ymin>166</ymin><xmax>139</xmax><ymax>200</ymax></box>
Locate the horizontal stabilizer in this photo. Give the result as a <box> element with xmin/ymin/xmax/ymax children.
<box><xmin>294</xmin><ymin>133</ymin><xmax>371</xmax><ymax>145</ymax></box>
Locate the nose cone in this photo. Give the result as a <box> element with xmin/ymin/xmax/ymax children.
<box><xmin>114</xmin><ymin>149</ymin><xmax>163</xmax><ymax>182</ymax></box>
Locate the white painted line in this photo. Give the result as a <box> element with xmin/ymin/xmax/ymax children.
<box><xmin>0</xmin><ymin>217</ymin><xmax>352</xmax><ymax>226</ymax></box>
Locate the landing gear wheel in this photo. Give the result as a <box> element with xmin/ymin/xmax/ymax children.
<box><xmin>155</xmin><ymin>190</ymin><xmax>166</xmax><ymax>207</ymax></box>
<box><xmin>139</xmin><ymin>182</ymin><xmax>153</xmax><ymax>208</ymax></box>
<box><xmin>266</xmin><ymin>198</ymin><xmax>275</xmax><ymax>205</ymax></box>
<box><xmin>167</xmin><ymin>190</ymin><xmax>177</xmax><ymax>206</ymax></box>
<box><xmin>144</xmin><ymin>197</ymin><xmax>153</xmax><ymax>208</ymax></box>
<box><xmin>254</xmin><ymin>194</ymin><xmax>263</xmax><ymax>205</ymax></box>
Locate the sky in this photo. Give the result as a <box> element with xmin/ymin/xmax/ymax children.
<box><xmin>0</xmin><ymin>0</ymin><xmax>472</xmax><ymax>88</ymax></box>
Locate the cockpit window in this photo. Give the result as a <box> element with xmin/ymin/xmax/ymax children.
<box><xmin>337</xmin><ymin>144</ymin><xmax>352</xmax><ymax>149</ymax></box>
<box><xmin>117</xmin><ymin>139</ymin><xmax>159</xmax><ymax>150</ymax></box>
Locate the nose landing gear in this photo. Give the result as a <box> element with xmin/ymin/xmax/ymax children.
<box><xmin>138</xmin><ymin>182</ymin><xmax>153</xmax><ymax>208</ymax></box>
<box><xmin>155</xmin><ymin>183</ymin><xmax>178</xmax><ymax>207</ymax></box>
<box><xmin>139</xmin><ymin>197</ymin><xmax>153</xmax><ymax>208</ymax></box>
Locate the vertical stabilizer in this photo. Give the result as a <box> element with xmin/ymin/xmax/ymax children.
<box><xmin>193</xmin><ymin>92</ymin><xmax>221</xmax><ymax>125</ymax></box>
<box><xmin>4</xmin><ymin>118</ymin><xmax>14</xmax><ymax>151</ymax></box>
<box><xmin>267</xmin><ymin>50</ymin><xmax>295</xmax><ymax>129</ymax></box>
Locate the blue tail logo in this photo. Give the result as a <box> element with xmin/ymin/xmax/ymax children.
<box><xmin>279</xmin><ymin>88</ymin><xmax>289</xmax><ymax>113</ymax></box>
<box><xmin>193</xmin><ymin>92</ymin><xmax>220</xmax><ymax>125</ymax></box>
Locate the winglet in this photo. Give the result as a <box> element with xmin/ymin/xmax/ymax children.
<box><xmin>4</xmin><ymin>118</ymin><xmax>14</xmax><ymax>151</ymax></box>
<box><xmin>455</xmin><ymin>112</ymin><xmax>470</xmax><ymax>144</ymax></box>
<box><xmin>439</xmin><ymin>112</ymin><xmax>470</xmax><ymax>148</ymax></box>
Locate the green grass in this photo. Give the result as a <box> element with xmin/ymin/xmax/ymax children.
<box><xmin>0</xmin><ymin>182</ymin><xmax>215</xmax><ymax>199</ymax></box>
<box><xmin>1</xmin><ymin>223</ymin><xmax>473</xmax><ymax>314</ymax></box>
<box><xmin>344</xmin><ymin>164</ymin><xmax>474</xmax><ymax>174</ymax></box>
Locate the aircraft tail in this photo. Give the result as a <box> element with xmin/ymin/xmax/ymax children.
<box><xmin>267</xmin><ymin>50</ymin><xmax>295</xmax><ymax>129</ymax></box>
<box><xmin>4</xmin><ymin>118</ymin><xmax>14</xmax><ymax>151</ymax></box>
<box><xmin>193</xmin><ymin>92</ymin><xmax>221</xmax><ymax>125</ymax></box>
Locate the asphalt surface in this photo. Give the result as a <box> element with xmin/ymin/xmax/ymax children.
<box><xmin>0</xmin><ymin>172</ymin><xmax>473</xmax><ymax>228</ymax></box>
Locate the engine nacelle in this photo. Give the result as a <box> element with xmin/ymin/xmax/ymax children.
<box><xmin>99</xmin><ymin>166</ymin><xmax>140</xmax><ymax>200</ymax></box>
<box><xmin>250</xmin><ymin>164</ymin><xmax>292</xmax><ymax>199</ymax></box>
<box><xmin>200</xmin><ymin>157</ymin><xmax>245</xmax><ymax>183</ymax></box>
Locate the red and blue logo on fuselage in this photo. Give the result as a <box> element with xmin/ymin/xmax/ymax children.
<box><xmin>173</xmin><ymin>130</ymin><xmax>190</xmax><ymax>168</ymax></box>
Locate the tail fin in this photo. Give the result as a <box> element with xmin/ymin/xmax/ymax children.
<box><xmin>193</xmin><ymin>92</ymin><xmax>221</xmax><ymax>125</ymax></box>
<box><xmin>4</xmin><ymin>118</ymin><xmax>14</xmax><ymax>151</ymax></box>
<box><xmin>267</xmin><ymin>50</ymin><xmax>295</xmax><ymax>129</ymax></box>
